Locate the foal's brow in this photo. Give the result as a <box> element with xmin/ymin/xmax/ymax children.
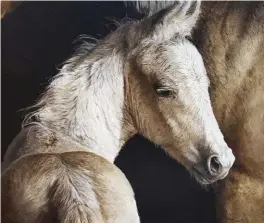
<box><xmin>156</xmin><ymin>77</ymin><xmax>181</xmax><ymax>87</ymax></box>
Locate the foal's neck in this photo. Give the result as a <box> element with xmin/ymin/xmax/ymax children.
<box><xmin>31</xmin><ymin>51</ymin><xmax>132</xmax><ymax>163</ymax></box>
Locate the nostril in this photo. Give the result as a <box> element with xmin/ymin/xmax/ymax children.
<box><xmin>208</xmin><ymin>155</ymin><xmax>222</xmax><ymax>176</ymax></box>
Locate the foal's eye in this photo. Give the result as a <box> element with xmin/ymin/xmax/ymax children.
<box><xmin>155</xmin><ymin>88</ymin><xmax>174</xmax><ymax>98</ymax></box>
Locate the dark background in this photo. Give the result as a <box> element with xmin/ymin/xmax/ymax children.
<box><xmin>2</xmin><ymin>2</ymin><xmax>216</xmax><ymax>222</ymax></box>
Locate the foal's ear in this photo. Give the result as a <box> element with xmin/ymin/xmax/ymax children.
<box><xmin>142</xmin><ymin>1</ymin><xmax>201</xmax><ymax>41</ymax></box>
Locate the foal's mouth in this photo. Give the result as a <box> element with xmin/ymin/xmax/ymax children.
<box><xmin>191</xmin><ymin>168</ymin><xmax>216</xmax><ymax>185</ymax></box>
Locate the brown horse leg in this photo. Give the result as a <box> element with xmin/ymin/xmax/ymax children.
<box><xmin>216</xmin><ymin>167</ymin><xmax>264</xmax><ymax>223</ymax></box>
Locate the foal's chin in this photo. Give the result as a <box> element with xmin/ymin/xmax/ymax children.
<box><xmin>190</xmin><ymin>167</ymin><xmax>229</xmax><ymax>185</ymax></box>
<box><xmin>190</xmin><ymin>168</ymin><xmax>218</xmax><ymax>185</ymax></box>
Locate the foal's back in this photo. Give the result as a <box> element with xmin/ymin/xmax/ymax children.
<box><xmin>2</xmin><ymin>151</ymin><xmax>139</xmax><ymax>223</ymax></box>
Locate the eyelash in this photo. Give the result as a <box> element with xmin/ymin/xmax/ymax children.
<box><xmin>155</xmin><ymin>87</ymin><xmax>175</xmax><ymax>98</ymax></box>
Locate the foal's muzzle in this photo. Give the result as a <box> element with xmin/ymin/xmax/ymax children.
<box><xmin>193</xmin><ymin>148</ymin><xmax>235</xmax><ymax>184</ymax></box>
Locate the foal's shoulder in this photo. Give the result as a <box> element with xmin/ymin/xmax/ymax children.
<box><xmin>2</xmin><ymin>151</ymin><xmax>137</xmax><ymax>223</ymax></box>
<box><xmin>59</xmin><ymin>151</ymin><xmax>134</xmax><ymax>196</ymax></box>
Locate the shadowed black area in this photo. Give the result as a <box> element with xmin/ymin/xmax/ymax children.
<box><xmin>1</xmin><ymin>2</ymin><xmax>216</xmax><ymax>222</ymax></box>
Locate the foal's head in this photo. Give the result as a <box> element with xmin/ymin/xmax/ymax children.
<box><xmin>123</xmin><ymin>1</ymin><xmax>235</xmax><ymax>184</ymax></box>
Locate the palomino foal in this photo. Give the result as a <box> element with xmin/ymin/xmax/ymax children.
<box><xmin>2</xmin><ymin>2</ymin><xmax>235</xmax><ymax>222</ymax></box>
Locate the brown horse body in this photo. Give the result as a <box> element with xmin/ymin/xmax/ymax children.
<box><xmin>196</xmin><ymin>2</ymin><xmax>264</xmax><ymax>222</ymax></box>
